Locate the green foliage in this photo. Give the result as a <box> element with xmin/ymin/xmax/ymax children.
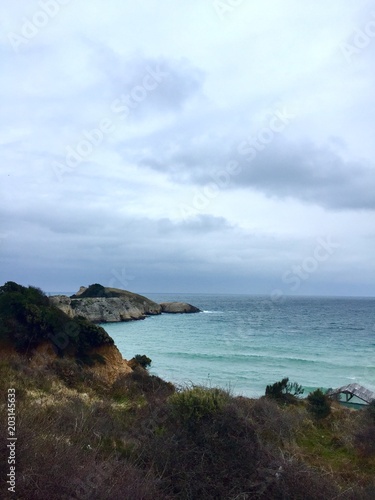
<box><xmin>133</xmin><ymin>354</ymin><xmax>152</xmax><ymax>369</ymax></box>
<box><xmin>286</xmin><ymin>380</ymin><xmax>304</xmax><ymax>396</ymax></box>
<box><xmin>169</xmin><ymin>386</ymin><xmax>229</xmax><ymax>427</ymax></box>
<box><xmin>265</xmin><ymin>377</ymin><xmax>304</xmax><ymax>403</ymax></box>
<box><xmin>0</xmin><ymin>281</ymin><xmax>113</xmax><ymax>364</ymax></box>
<box><xmin>71</xmin><ymin>283</ymin><xmax>121</xmax><ymax>298</ymax></box>
<box><xmin>71</xmin><ymin>283</ymin><xmax>106</xmax><ymax>298</ymax></box>
<box><xmin>307</xmin><ymin>389</ymin><xmax>331</xmax><ymax>420</ymax></box>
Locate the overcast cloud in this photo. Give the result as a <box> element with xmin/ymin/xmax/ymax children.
<box><xmin>0</xmin><ymin>0</ymin><xmax>374</xmax><ymax>296</ymax></box>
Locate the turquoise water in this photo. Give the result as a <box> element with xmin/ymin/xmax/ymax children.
<box><xmin>102</xmin><ymin>294</ymin><xmax>375</xmax><ymax>398</ymax></box>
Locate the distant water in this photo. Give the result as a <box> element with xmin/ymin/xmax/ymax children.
<box><xmin>101</xmin><ymin>294</ymin><xmax>375</xmax><ymax>398</ymax></box>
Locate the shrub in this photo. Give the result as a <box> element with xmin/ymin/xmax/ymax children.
<box><xmin>143</xmin><ymin>397</ymin><xmax>262</xmax><ymax>498</ymax></box>
<box><xmin>354</xmin><ymin>425</ymin><xmax>375</xmax><ymax>457</ymax></box>
<box><xmin>111</xmin><ymin>371</ymin><xmax>174</xmax><ymax>402</ymax></box>
<box><xmin>169</xmin><ymin>386</ymin><xmax>229</xmax><ymax>427</ymax></box>
<box><xmin>365</xmin><ymin>399</ymin><xmax>375</xmax><ymax>424</ymax></box>
<box><xmin>248</xmin><ymin>397</ymin><xmax>305</xmax><ymax>445</ymax></box>
<box><xmin>133</xmin><ymin>354</ymin><xmax>152</xmax><ymax>369</ymax></box>
<box><xmin>265</xmin><ymin>377</ymin><xmax>304</xmax><ymax>404</ymax></box>
<box><xmin>307</xmin><ymin>389</ymin><xmax>331</xmax><ymax>420</ymax></box>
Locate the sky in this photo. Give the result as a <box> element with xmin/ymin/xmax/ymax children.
<box><xmin>0</xmin><ymin>0</ymin><xmax>374</xmax><ymax>296</ymax></box>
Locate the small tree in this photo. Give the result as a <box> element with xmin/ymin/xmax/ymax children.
<box><xmin>265</xmin><ymin>377</ymin><xmax>304</xmax><ymax>403</ymax></box>
<box><xmin>307</xmin><ymin>389</ymin><xmax>331</xmax><ymax>420</ymax></box>
<box><xmin>133</xmin><ymin>354</ymin><xmax>152</xmax><ymax>369</ymax></box>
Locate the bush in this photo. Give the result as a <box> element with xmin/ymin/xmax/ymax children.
<box><xmin>248</xmin><ymin>397</ymin><xmax>305</xmax><ymax>445</ymax></box>
<box><xmin>265</xmin><ymin>377</ymin><xmax>304</xmax><ymax>404</ymax></box>
<box><xmin>142</xmin><ymin>397</ymin><xmax>262</xmax><ymax>498</ymax></box>
<box><xmin>111</xmin><ymin>371</ymin><xmax>174</xmax><ymax>402</ymax></box>
<box><xmin>307</xmin><ymin>389</ymin><xmax>331</xmax><ymax>420</ymax></box>
<box><xmin>169</xmin><ymin>386</ymin><xmax>229</xmax><ymax>427</ymax></box>
<box><xmin>133</xmin><ymin>354</ymin><xmax>152</xmax><ymax>369</ymax></box>
<box><xmin>365</xmin><ymin>399</ymin><xmax>375</xmax><ymax>424</ymax></box>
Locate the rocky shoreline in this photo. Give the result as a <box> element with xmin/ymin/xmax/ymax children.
<box><xmin>49</xmin><ymin>284</ymin><xmax>200</xmax><ymax>323</ymax></box>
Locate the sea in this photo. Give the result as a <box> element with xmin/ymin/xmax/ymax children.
<box><xmin>101</xmin><ymin>294</ymin><xmax>375</xmax><ymax>399</ymax></box>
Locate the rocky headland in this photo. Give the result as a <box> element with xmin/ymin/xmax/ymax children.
<box><xmin>49</xmin><ymin>283</ymin><xmax>200</xmax><ymax>323</ymax></box>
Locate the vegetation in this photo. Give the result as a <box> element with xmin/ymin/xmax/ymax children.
<box><xmin>265</xmin><ymin>376</ymin><xmax>304</xmax><ymax>404</ymax></box>
<box><xmin>133</xmin><ymin>354</ymin><xmax>152</xmax><ymax>369</ymax></box>
<box><xmin>1</xmin><ymin>356</ymin><xmax>375</xmax><ymax>499</ymax></box>
<box><xmin>0</xmin><ymin>281</ymin><xmax>113</xmax><ymax>364</ymax></box>
<box><xmin>70</xmin><ymin>283</ymin><xmax>121</xmax><ymax>298</ymax></box>
<box><xmin>307</xmin><ymin>388</ymin><xmax>332</xmax><ymax>420</ymax></box>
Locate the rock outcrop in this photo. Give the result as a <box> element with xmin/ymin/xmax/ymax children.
<box><xmin>160</xmin><ymin>302</ymin><xmax>201</xmax><ymax>314</ymax></box>
<box><xmin>50</xmin><ymin>284</ymin><xmax>162</xmax><ymax>323</ymax></box>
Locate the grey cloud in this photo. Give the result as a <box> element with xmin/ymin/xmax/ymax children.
<box><xmin>233</xmin><ymin>138</ymin><xmax>375</xmax><ymax>210</ymax></box>
<box><xmin>101</xmin><ymin>50</ymin><xmax>205</xmax><ymax>118</ymax></box>
<box><xmin>136</xmin><ymin>130</ymin><xmax>375</xmax><ymax>211</ymax></box>
<box><xmin>157</xmin><ymin>215</ymin><xmax>231</xmax><ymax>235</ymax></box>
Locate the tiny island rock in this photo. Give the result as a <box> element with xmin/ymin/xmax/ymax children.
<box><xmin>160</xmin><ymin>302</ymin><xmax>201</xmax><ymax>314</ymax></box>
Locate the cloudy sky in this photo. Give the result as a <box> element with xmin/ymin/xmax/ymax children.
<box><xmin>1</xmin><ymin>0</ymin><xmax>374</xmax><ymax>296</ymax></box>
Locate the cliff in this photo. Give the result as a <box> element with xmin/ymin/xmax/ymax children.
<box><xmin>50</xmin><ymin>284</ymin><xmax>162</xmax><ymax>323</ymax></box>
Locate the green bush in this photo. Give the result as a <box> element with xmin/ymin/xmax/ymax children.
<box><xmin>133</xmin><ymin>354</ymin><xmax>152</xmax><ymax>369</ymax></box>
<box><xmin>307</xmin><ymin>389</ymin><xmax>331</xmax><ymax>420</ymax></box>
<box><xmin>265</xmin><ymin>377</ymin><xmax>304</xmax><ymax>403</ymax></box>
<box><xmin>169</xmin><ymin>386</ymin><xmax>229</xmax><ymax>427</ymax></box>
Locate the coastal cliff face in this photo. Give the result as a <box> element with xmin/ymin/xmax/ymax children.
<box><xmin>50</xmin><ymin>284</ymin><xmax>201</xmax><ymax>323</ymax></box>
<box><xmin>50</xmin><ymin>285</ymin><xmax>162</xmax><ymax>323</ymax></box>
<box><xmin>26</xmin><ymin>342</ymin><xmax>133</xmax><ymax>384</ymax></box>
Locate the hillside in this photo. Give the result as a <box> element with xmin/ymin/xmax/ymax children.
<box><xmin>0</xmin><ymin>281</ymin><xmax>132</xmax><ymax>383</ymax></box>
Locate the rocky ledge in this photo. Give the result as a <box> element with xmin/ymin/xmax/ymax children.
<box><xmin>50</xmin><ymin>284</ymin><xmax>200</xmax><ymax>323</ymax></box>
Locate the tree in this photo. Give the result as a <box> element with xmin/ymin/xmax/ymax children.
<box><xmin>265</xmin><ymin>377</ymin><xmax>304</xmax><ymax>403</ymax></box>
<box><xmin>133</xmin><ymin>354</ymin><xmax>152</xmax><ymax>369</ymax></box>
<box><xmin>307</xmin><ymin>389</ymin><xmax>331</xmax><ymax>420</ymax></box>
